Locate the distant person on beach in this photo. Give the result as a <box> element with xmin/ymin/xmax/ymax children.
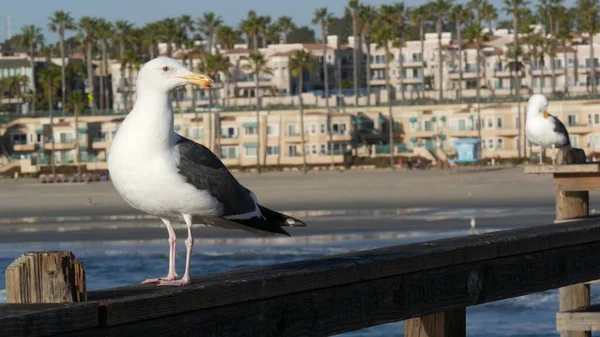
<box><xmin>87</xmin><ymin>197</ymin><xmax>94</xmax><ymax>206</ymax></box>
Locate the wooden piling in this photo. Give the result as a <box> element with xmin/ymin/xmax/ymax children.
<box><xmin>5</xmin><ymin>251</ymin><xmax>86</xmax><ymax>304</ymax></box>
<box><xmin>556</xmin><ymin>172</ymin><xmax>590</xmax><ymax>337</ymax></box>
<box><xmin>404</xmin><ymin>308</ymin><xmax>466</xmax><ymax>337</ymax></box>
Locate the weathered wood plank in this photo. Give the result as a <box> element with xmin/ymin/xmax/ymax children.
<box><xmin>404</xmin><ymin>308</ymin><xmax>466</xmax><ymax>337</ymax></box>
<box><xmin>524</xmin><ymin>164</ymin><xmax>600</xmax><ymax>174</ymax></box>
<box><xmin>555</xmin><ymin>148</ymin><xmax>587</xmax><ymax>165</ymax></box>
<box><xmin>556</xmin><ymin>180</ymin><xmax>591</xmax><ymax>337</ymax></box>
<box><xmin>557</xmin><ymin>305</ymin><xmax>600</xmax><ymax>332</ymax></box>
<box><xmin>0</xmin><ymin>303</ymin><xmax>98</xmax><ymax>337</ymax></box>
<box><xmin>70</xmin><ymin>237</ymin><xmax>600</xmax><ymax>337</ymax></box>
<box><xmin>5</xmin><ymin>251</ymin><xmax>86</xmax><ymax>304</ymax></box>
<box><xmin>554</xmin><ymin>173</ymin><xmax>600</xmax><ymax>192</ymax></box>
<box><xmin>93</xmin><ymin>220</ymin><xmax>600</xmax><ymax>328</ymax></box>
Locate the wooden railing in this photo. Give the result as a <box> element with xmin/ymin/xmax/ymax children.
<box><xmin>3</xmin><ymin>219</ymin><xmax>600</xmax><ymax>337</ymax></box>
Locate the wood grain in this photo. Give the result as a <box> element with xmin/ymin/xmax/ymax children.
<box><xmin>404</xmin><ymin>309</ymin><xmax>466</xmax><ymax>337</ymax></box>
<box><xmin>5</xmin><ymin>251</ymin><xmax>86</xmax><ymax>304</ymax></box>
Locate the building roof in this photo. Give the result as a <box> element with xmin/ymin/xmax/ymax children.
<box><xmin>554</xmin><ymin>46</ymin><xmax>576</xmax><ymax>54</ymax></box>
<box><xmin>485</xmin><ymin>48</ymin><xmax>503</xmax><ymax>56</ymax></box>
<box><xmin>303</xmin><ymin>43</ymin><xmax>332</xmax><ymax>50</ymax></box>
<box><xmin>272</xmin><ymin>50</ymin><xmax>295</xmax><ymax>57</ymax></box>
<box><xmin>0</xmin><ymin>58</ymin><xmax>29</xmax><ymax>69</ymax></box>
<box><xmin>225</xmin><ymin>48</ymin><xmax>252</xmax><ymax>54</ymax></box>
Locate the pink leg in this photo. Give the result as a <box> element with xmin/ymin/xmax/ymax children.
<box><xmin>142</xmin><ymin>218</ymin><xmax>178</xmax><ymax>284</ymax></box>
<box><xmin>158</xmin><ymin>214</ymin><xmax>194</xmax><ymax>286</ymax></box>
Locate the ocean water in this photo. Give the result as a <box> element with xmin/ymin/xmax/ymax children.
<box><xmin>0</xmin><ymin>224</ymin><xmax>591</xmax><ymax>337</ymax></box>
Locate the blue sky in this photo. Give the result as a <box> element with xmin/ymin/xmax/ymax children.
<box><xmin>0</xmin><ymin>0</ymin><xmax>574</xmax><ymax>44</ymax></box>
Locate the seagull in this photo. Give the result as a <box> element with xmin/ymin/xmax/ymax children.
<box><xmin>525</xmin><ymin>94</ymin><xmax>570</xmax><ymax>165</ymax></box>
<box><xmin>108</xmin><ymin>57</ymin><xmax>306</xmax><ymax>286</ymax></box>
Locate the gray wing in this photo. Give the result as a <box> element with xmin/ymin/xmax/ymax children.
<box><xmin>549</xmin><ymin>114</ymin><xmax>571</xmax><ymax>146</ymax></box>
<box><xmin>175</xmin><ymin>136</ymin><xmax>256</xmax><ymax>217</ymax></box>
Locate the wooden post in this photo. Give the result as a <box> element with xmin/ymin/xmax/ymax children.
<box><xmin>5</xmin><ymin>251</ymin><xmax>86</xmax><ymax>304</ymax></box>
<box><xmin>404</xmin><ymin>308</ymin><xmax>466</xmax><ymax>337</ymax></box>
<box><xmin>556</xmin><ymin>187</ymin><xmax>590</xmax><ymax>337</ymax></box>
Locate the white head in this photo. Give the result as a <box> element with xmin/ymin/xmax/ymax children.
<box><xmin>135</xmin><ymin>56</ymin><xmax>214</xmax><ymax>95</ymax></box>
<box><xmin>527</xmin><ymin>93</ymin><xmax>549</xmax><ymax>119</ymax></box>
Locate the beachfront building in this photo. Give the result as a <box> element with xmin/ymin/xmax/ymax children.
<box><xmin>3</xmin><ymin>98</ymin><xmax>600</xmax><ymax>174</ymax></box>
<box><xmin>103</xmin><ymin>27</ymin><xmax>600</xmax><ymax>111</ymax></box>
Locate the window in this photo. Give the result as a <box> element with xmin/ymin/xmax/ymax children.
<box><xmin>267</xmin><ymin>124</ymin><xmax>279</xmax><ymax>136</ymax></box>
<box><xmin>570</xmin><ymin>135</ymin><xmax>579</xmax><ymax>147</ymax></box>
<box><xmin>466</xmin><ymin>79</ymin><xmax>477</xmax><ymax>89</ymax></box>
<box><xmin>245</xmin><ymin>126</ymin><xmax>257</xmax><ymax>135</ymax></box>
<box><xmin>59</xmin><ymin>133</ymin><xmax>73</xmax><ymax>143</ymax></box>
<box><xmin>487</xmin><ymin>118</ymin><xmax>493</xmax><ymax>128</ymax></box>
<box><xmin>220</xmin><ymin>146</ymin><xmax>238</xmax><ymax>158</ymax></box>
<box><xmin>487</xmin><ymin>138</ymin><xmax>494</xmax><ymax>149</ymax></box>
<box><xmin>287</xmin><ymin>124</ymin><xmax>299</xmax><ymax>136</ymax></box>
<box><xmin>320</xmin><ymin>144</ymin><xmax>327</xmax><ymax>154</ymax></box>
<box><xmin>332</xmin><ymin>123</ymin><xmax>347</xmax><ymax>134</ymax></box>
<box><xmin>595</xmin><ymin>114</ymin><xmax>599</xmax><ymax>124</ymax></box>
<box><xmin>497</xmin><ymin>118</ymin><xmax>503</xmax><ymax>128</ymax></box>
<box><xmin>311</xmin><ymin>144</ymin><xmax>317</xmax><ymax>155</ymax></box>
<box><xmin>11</xmin><ymin>134</ymin><xmax>26</xmax><ymax>145</ymax></box>
<box><xmin>332</xmin><ymin>143</ymin><xmax>348</xmax><ymax>154</ymax></box>
<box><xmin>37</xmin><ymin>134</ymin><xmax>43</xmax><ymax>142</ymax></box>
<box><xmin>497</xmin><ymin>138</ymin><xmax>504</xmax><ymax>149</ymax></box>
<box><xmin>245</xmin><ymin>146</ymin><xmax>257</xmax><ymax>157</ymax></box>
<box><xmin>221</xmin><ymin>127</ymin><xmax>237</xmax><ymax>138</ymax></box>
<box><xmin>593</xmin><ymin>134</ymin><xmax>600</xmax><ymax>148</ymax></box>
<box><xmin>185</xmin><ymin>128</ymin><xmax>203</xmax><ymax>139</ymax></box>
<box><xmin>266</xmin><ymin>145</ymin><xmax>279</xmax><ymax>156</ymax></box>
<box><xmin>310</xmin><ymin>124</ymin><xmax>317</xmax><ymax>135</ymax></box>
<box><xmin>320</xmin><ymin>124</ymin><xmax>326</xmax><ymax>134</ymax></box>
<box><xmin>567</xmin><ymin>115</ymin><xmax>577</xmax><ymax>127</ymax></box>
<box><xmin>288</xmin><ymin>145</ymin><xmax>298</xmax><ymax>156</ymax></box>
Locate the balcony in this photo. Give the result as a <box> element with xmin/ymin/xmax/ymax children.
<box><xmin>403</xmin><ymin>60</ymin><xmax>425</xmax><ymax>68</ymax></box>
<box><xmin>44</xmin><ymin>141</ymin><xmax>76</xmax><ymax>151</ymax></box>
<box><xmin>567</xmin><ymin>123</ymin><xmax>593</xmax><ymax>134</ymax></box>
<box><xmin>285</xmin><ymin>132</ymin><xmax>303</xmax><ymax>143</ymax></box>
<box><xmin>219</xmin><ymin>134</ymin><xmax>239</xmax><ymax>145</ymax></box>
<box><xmin>13</xmin><ymin>142</ymin><xmax>36</xmax><ymax>152</ymax></box>
<box><xmin>495</xmin><ymin>127</ymin><xmax>519</xmax><ymax>137</ymax></box>
<box><xmin>448</xmin><ymin>127</ymin><xmax>478</xmax><ymax>137</ymax></box>
<box><xmin>92</xmin><ymin>137</ymin><xmax>111</xmax><ymax>149</ymax></box>
<box><xmin>408</xmin><ymin>126</ymin><xmax>437</xmax><ymax>138</ymax></box>
<box><xmin>448</xmin><ymin>69</ymin><xmax>480</xmax><ymax>79</ymax></box>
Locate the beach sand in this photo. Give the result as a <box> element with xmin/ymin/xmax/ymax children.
<box><xmin>0</xmin><ymin>166</ymin><xmax>594</xmax><ymax>242</ymax></box>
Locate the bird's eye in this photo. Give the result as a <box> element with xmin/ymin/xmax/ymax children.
<box><xmin>162</xmin><ymin>66</ymin><xmax>169</xmax><ymax>72</ymax></box>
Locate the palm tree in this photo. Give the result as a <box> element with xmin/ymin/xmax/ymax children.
<box><xmin>449</xmin><ymin>5</ymin><xmax>471</xmax><ymax>100</ymax></box>
<box><xmin>346</xmin><ymin>0</ymin><xmax>361</xmax><ymax>106</ymax></box>
<box><xmin>578</xmin><ymin>0</ymin><xmax>600</xmax><ymax>95</ymax></box>
<box><xmin>504</xmin><ymin>0</ymin><xmax>528</xmax><ymax>157</ymax></box>
<box><xmin>289</xmin><ymin>50</ymin><xmax>316</xmax><ymax>173</ymax></box>
<box><xmin>66</xmin><ymin>91</ymin><xmax>87</xmax><ymax>179</ymax></box>
<box><xmin>142</xmin><ymin>22</ymin><xmax>161</xmax><ymax>59</ymax></box>
<box><xmin>481</xmin><ymin>2</ymin><xmax>498</xmax><ymax>33</ymax></box>
<box><xmin>276</xmin><ymin>16</ymin><xmax>296</xmax><ymax>43</ymax></box>
<box><xmin>48</xmin><ymin>10</ymin><xmax>76</xmax><ymax>110</ymax></box>
<box><xmin>312</xmin><ymin>8</ymin><xmax>333</xmax><ymax>117</ymax></box>
<box><xmin>95</xmin><ymin>19</ymin><xmax>112</xmax><ymax>110</ymax></box>
<box><xmin>114</xmin><ymin>20</ymin><xmax>135</xmax><ymax>109</ymax></box>
<box><xmin>241</xmin><ymin>52</ymin><xmax>273</xmax><ymax>174</ymax></box>
<box><xmin>257</xmin><ymin>16</ymin><xmax>272</xmax><ymax>48</ymax></box>
<box><xmin>78</xmin><ymin>17</ymin><xmax>97</xmax><ymax>110</ymax></box>
<box><xmin>198</xmin><ymin>12</ymin><xmax>223</xmax><ymax>54</ymax></box>
<box><xmin>430</xmin><ymin>0</ymin><xmax>453</xmax><ymax>100</ymax></box>
<box><xmin>197</xmin><ymin>53</ymin><xmax>232</xmax><ymax>153</ymax></box>
<box><xmin>359</xmin><ymin>5</ymin><xmax>376</xmax><ymax>106</ymax></box>
<box><xmin>178</xmin><ymin>15</ymin><xmax>195</xmax><ymax>50</ymax></box>
<box><xmin>18</xmin><ymin>25</ymin><xmax>44</xmax><ymax>113</ymax></box>
<box><xmin>38</xmin><ymin>65</ymin><xmax>61</xmax><ymax>180</ymax></box>
<box><xmin>391</xmin><ymin>3</ymin><xmax>408</xmax><ymax>102</ymax></box>
<box><xmin>409</xmin><ymin>5</ymin><xmax>431</xmax><ymax>98</ymax></box>
<box><xmin>156</xmin><ymin>18</ymin><xmax>180</xmax><ymax>57</ymax></box>
<box><xmin>555</xmin><ymin>6</ymin><xmax>572</xmax><ymax>94</ymax></box>
<box><xmin>372</xmin><ymin>8</ymin><xmax>396</xmax><ymax>169</ymax></box>
<box><xmin>469</xmin><ymin>0</ymin><xmax>486</xmax><ymax>25</ymax></box>
<box><xmin>216</xmin><ymin>26</ymin><xmax>241</xmax><ymax>50</ymax></box>
<box><xmin>466</xmin><ymin>23</ymin><xmax>489</xmax><ymax>145</ymax></box>
<box><xmin>240</xmin><ymin>11</ymin><xmax>260</xmax><ymax>51</ymax></box>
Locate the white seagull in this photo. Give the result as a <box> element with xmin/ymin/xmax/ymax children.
<box><xmin>525</xmin><ymin>94</ymin><xmax>570</xmax><ymax>164</ymax></box>
<box><xmin>108</xmin><ymin>57</ymin><xmax>306</xmax><ymax>286</ymax></box>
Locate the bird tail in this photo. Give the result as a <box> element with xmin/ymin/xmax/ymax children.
<box><xmin>258</xmin><ymin>205</ymin><xmax>307</xmax><ymax>228</ymax></box>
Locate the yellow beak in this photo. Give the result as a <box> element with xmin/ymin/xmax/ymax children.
<box><xmin>179</xmin><ymin>73</ymin><xmax>215</xmax><ymax>88</ymax></box>
<box><xmin>543</xmin><ymin>110</ymin><xmax>549</xmax><ymax>118</ymax></box>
